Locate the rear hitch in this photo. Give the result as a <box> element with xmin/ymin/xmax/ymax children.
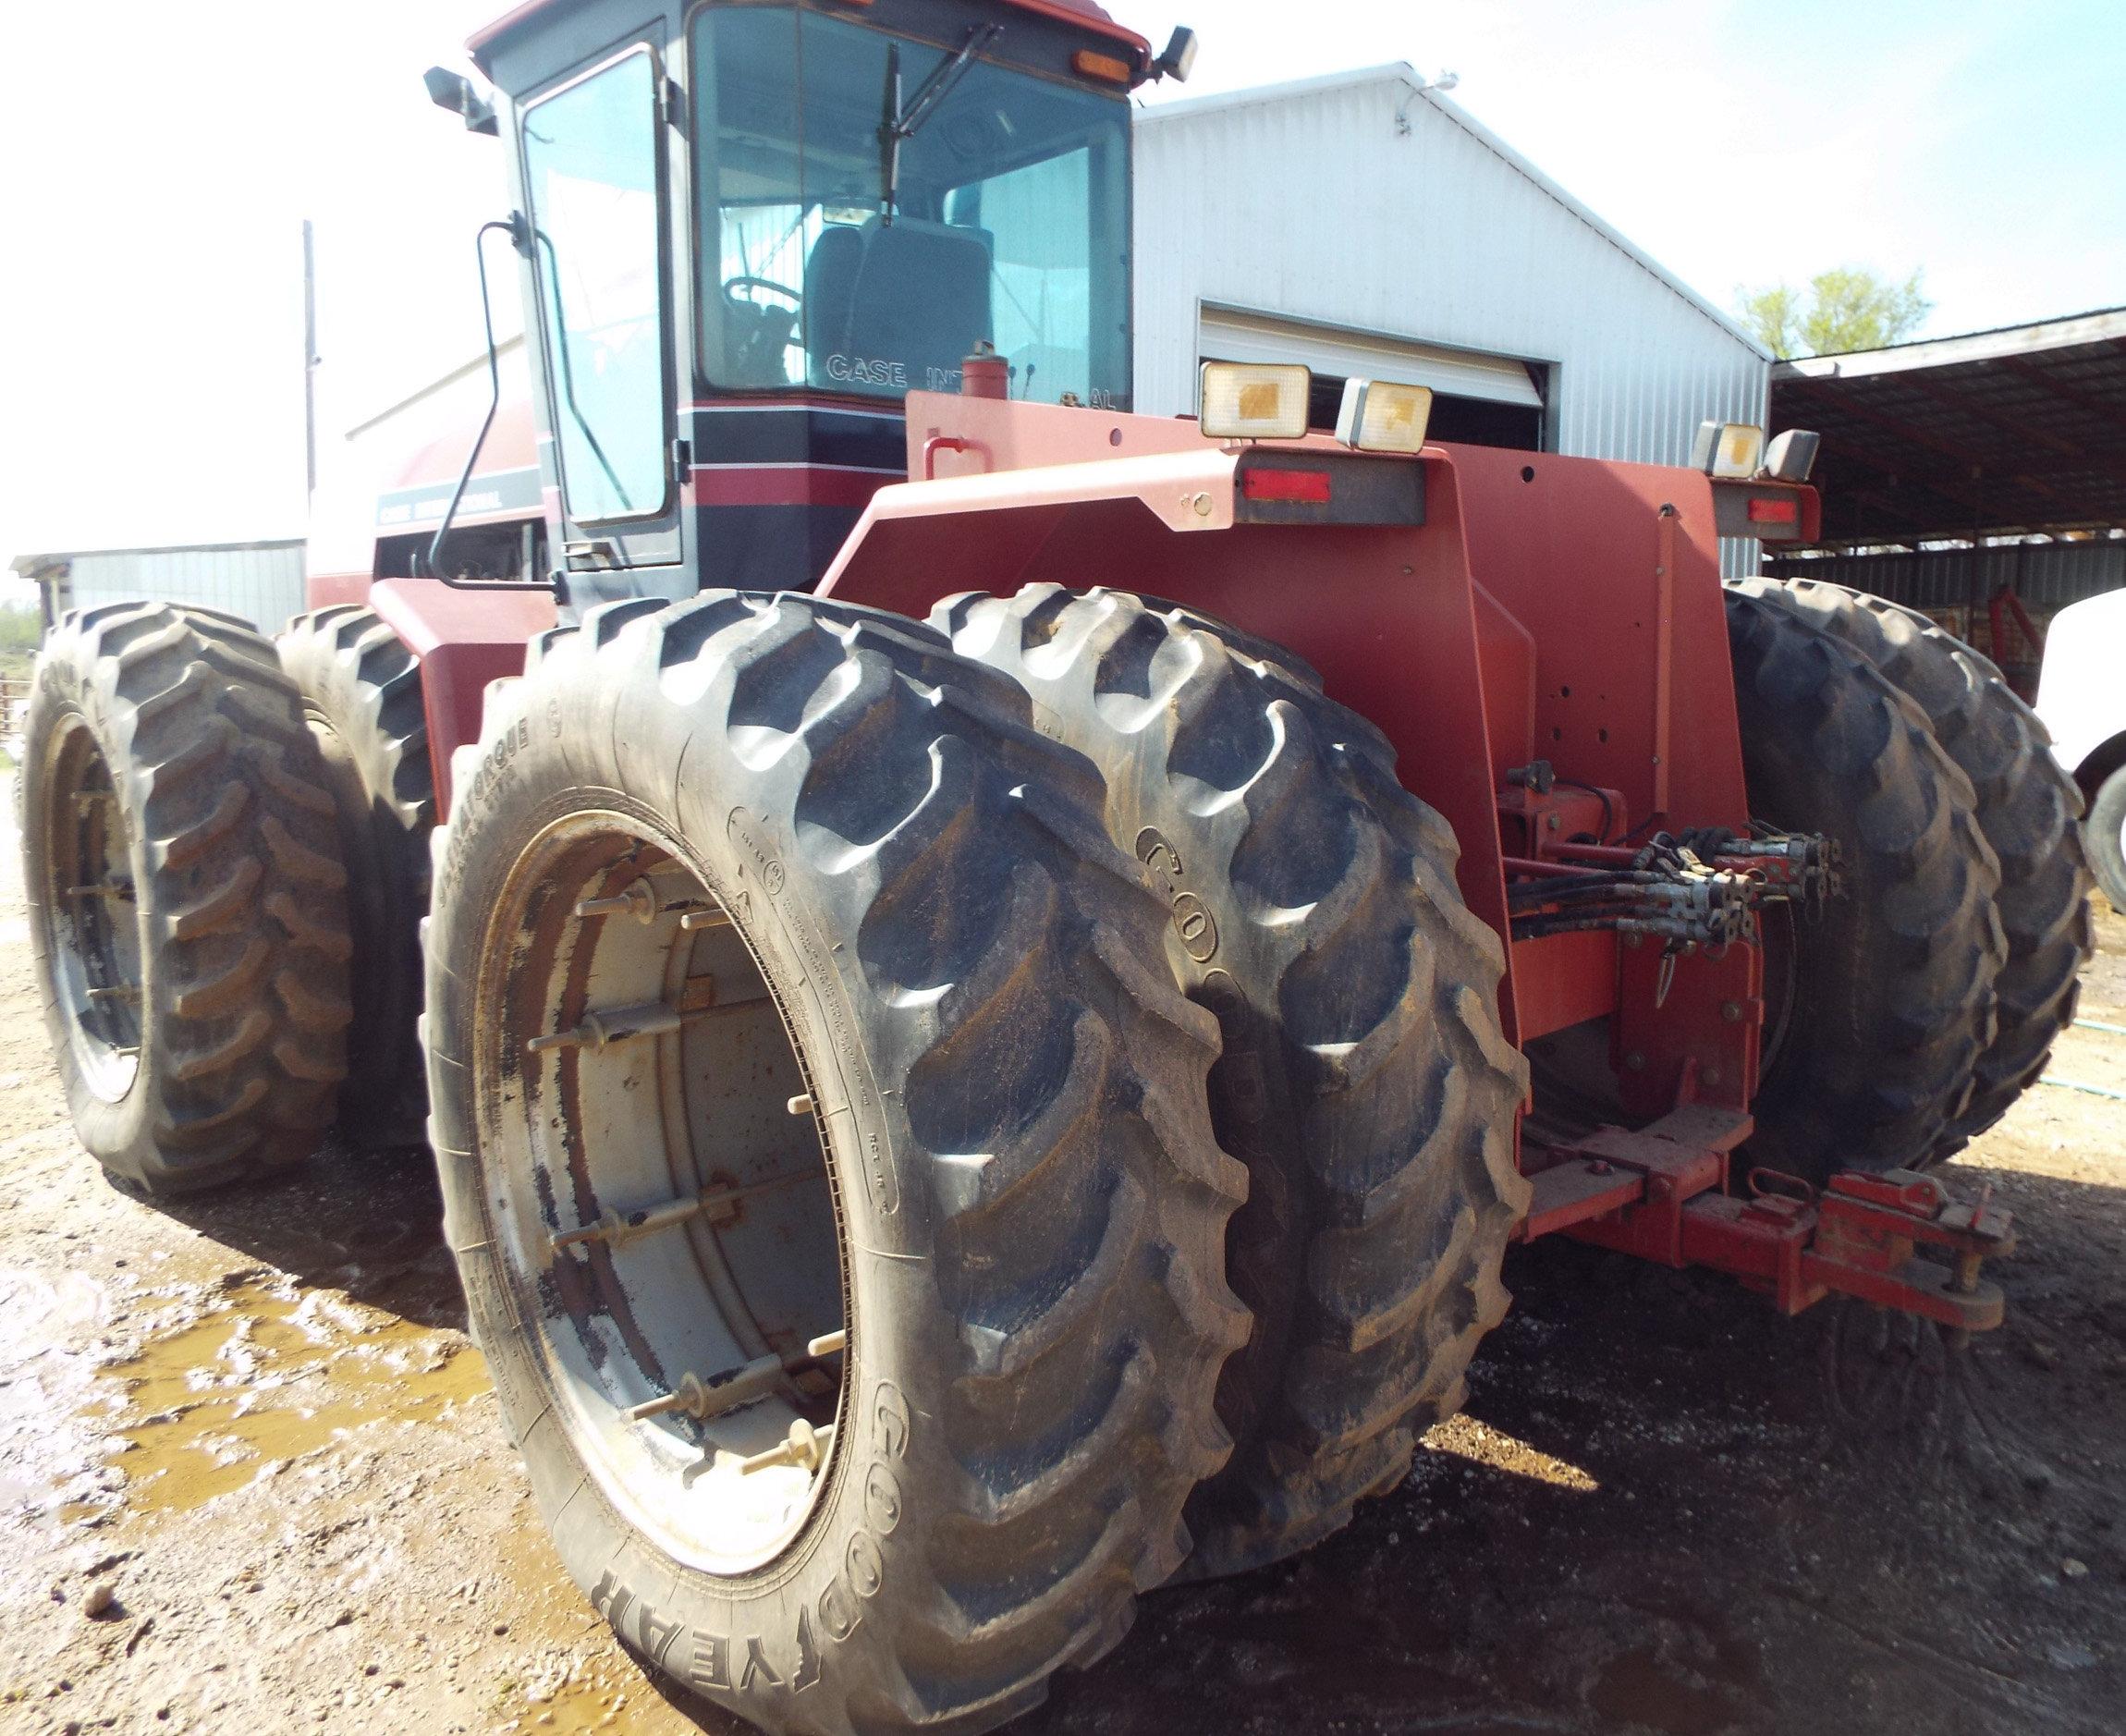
<box><xmin>1800</xmin><ymin>1170</ymin><xmax>2015</xmax><ymax>1341</ymax></box>
<box><xmin>1518</xmin><ymin>1111</ymin><xmax>2016</xmax><ymax>1337</ymax></box>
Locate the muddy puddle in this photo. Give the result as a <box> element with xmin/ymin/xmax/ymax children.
<box><xmin>83</xmin><ymin>1275</ymin><xmax>488</xmax><ymax>1515</ymax></box>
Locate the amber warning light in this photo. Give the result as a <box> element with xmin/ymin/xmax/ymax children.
<box><xmin>1073</xmin><ymin>49</ymin><xmax>1134</xmax><ymax>84</ymax></box>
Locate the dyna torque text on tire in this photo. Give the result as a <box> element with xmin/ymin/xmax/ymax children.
<box><xmin>2088</xmin><ymin>765</ymin><xmax>2126</xmax><ymax>913</ymax></box>
<box><xmin>277</xmin><ymin>604</ymin><xmax>436</xmax><ymax>1147</ymax></box>
<box><xmin>1727</xmin><ymin>578</ymin><xmax>2093</xmax><ymax>1154</ymax></box>
<box><xmin>935</xmin><ymin>585</ymin><xmax>1529</xmax><ymax>1582</ymax></box>
<box><xmin>23</xmin><ymin>602</ymin><xmax>352</xmax><ymax>1195</ymax></box>
<box><xmin>1723</xmin><ymin>587</ymin><xmax>2006</xmax><ymax>1185</ymax></box>
<box><xmin>424</xmin><ymin>593</ymin><xmax>1250</xmax><ymax>1736</ymax></box>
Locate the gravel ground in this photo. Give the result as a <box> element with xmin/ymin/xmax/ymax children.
<box><xmin>2</xmin><ymin>819</ymin><xmax>2122</xmax><ymax>1735</ymax></box>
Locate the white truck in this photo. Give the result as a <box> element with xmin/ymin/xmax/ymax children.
<box><xmin>2036</xmin><ymin>585</ymin><xmax>2126</xmax><ymax>911</ymax></box>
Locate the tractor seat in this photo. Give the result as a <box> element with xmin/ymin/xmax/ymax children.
<box><xmin>806</xmin><ymin>217</ymin><xmax>992</xmax><ymax>394</ymax></box>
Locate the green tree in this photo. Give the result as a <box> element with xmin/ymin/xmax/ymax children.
<box><xmin>0</xmin><ymin>603</ymin><xmax>42</xmax><ymax>657</ymax></box>
<box><xmin>1737</xmin><ymin>267</ymin><xmax>1932</xmax><ymax>358</ymax></box>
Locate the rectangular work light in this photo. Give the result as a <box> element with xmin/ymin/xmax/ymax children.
<box><xmin>1336</xmin><ymin>378</ymin><xmax>1435</xmax><ymax>454</ymax></box>
<box><xmin>1763</xmin><ymin>428</ymin><xmax>1821</xmax><ymax>483</ymax></box>
<box><xmin>1200</xmin><ymin>361</ymin><xmax>1311</xmax><ymax>441</ymax></box>
<box><xmin>1691</xmin><ymin>421</ymin><xmax>1766</xmax><ymax>479</ymax></box>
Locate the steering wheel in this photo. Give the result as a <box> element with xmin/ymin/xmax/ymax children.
<box><xmin>725</xmin><ymin>275</ymin><xmax>802</xmax><ymax>312</ymax></box>
<box><xmin>722</xmin><ymin>276</ymin><xmax>804</xmax><ymax>385</ymax></box>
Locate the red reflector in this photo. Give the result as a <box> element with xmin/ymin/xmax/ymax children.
<box><xmin>1241</xmin><ymin>469</ymin><xmax>1333</xmax><ymax>505</ymax></box>
<box><xmin>1746</xmin><ymin>495</ymin><xmax>1799</xmax><ymax>524</ymax></box>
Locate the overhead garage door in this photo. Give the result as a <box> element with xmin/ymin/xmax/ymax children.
<box><xmin>1199</xmin><ymin>306</ymin><xmax>1547</xmax><ymax>450</ymax></box>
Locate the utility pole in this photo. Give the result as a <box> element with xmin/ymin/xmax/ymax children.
<box><xmin>302</xmin><ymin>218</ymin><xmax>320</xmax><ymax>502</ymax></box>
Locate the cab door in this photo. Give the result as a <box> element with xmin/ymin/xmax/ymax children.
<box><xmin>518</xmin><ymin>38</ymin><xmax>685</xmax><ymax>585</ymax></box>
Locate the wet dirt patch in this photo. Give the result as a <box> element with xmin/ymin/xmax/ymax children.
<box><xmin>87</xmin><ymin>1278</ymin><xmax>488</xmax><ymax>1515</ymax></box>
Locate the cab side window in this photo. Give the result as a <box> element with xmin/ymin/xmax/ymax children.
<box><xmin>521</xmin><ymin>48</ymin><xmax>667</xmax><ymax>522</ymax></box>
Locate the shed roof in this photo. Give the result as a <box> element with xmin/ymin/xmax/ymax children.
<box><xmin>1137</xmin><ymin>64</ymin><xmax>1769</xmax><ymax>360</ymax></box>
<box><xmin>1770</xmin><ymin>305</ymin><xmax>2126</xmax><ymax>546</ymax></box>
<box><xmin>10</xmin><ymin>539</ymin><xmax>306</xmax><ymax>578</ymax></box>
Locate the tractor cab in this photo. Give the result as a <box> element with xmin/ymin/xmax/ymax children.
<box><xmin>447</xmin><ymin>0</ymin><xmax>1190</xmax><ymax>607</ymax></box>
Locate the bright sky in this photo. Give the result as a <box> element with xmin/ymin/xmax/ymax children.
<box><xmin>2</xmin><ymin>0</ymin><xmax>2120</xmax><ymax>581</ymax></box>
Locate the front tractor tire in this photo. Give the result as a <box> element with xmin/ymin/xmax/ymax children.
<box><xmin>277</xmin><ymin>604</ymin><xmax>436</xmax><ymax>1147</ymax></box>
<box><xmin>23</xmin><ymin>603</ymin><xmax>352</xmax><ymax>1195</ymax></box>
<box><xmin>1722</xmin><ymin>587</ymin><xmax>2006</xmax><ymax>1186</ymax></box>
<box><xmin>424</xmin><ymin>593</ymin><xmax>1250</xmax><ymax>1736</ymax></box>
<box><xmin>934</xmin><ymin>586</ymin><xmax>1529</xmax><ymax>1582</ymax></box>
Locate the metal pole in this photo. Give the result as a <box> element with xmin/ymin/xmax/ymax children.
<box><xmin>302</xmin><ymin>218</ymin><xmax>319</xmax><ymax>502</ymax></box>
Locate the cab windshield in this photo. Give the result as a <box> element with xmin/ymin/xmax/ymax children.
<box><xmin>690</xmin><ymin>5</ymin><xmax>1130</xmax><ymax>407</ymax></box>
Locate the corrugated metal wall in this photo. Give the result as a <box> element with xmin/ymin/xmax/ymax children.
<box><xmin>1766</xmin><ymin>540</ymin><xmax>2126</xmax><ymax>613</ymax></box>
<box><xmin>1766</xmin><ymin>540</ymin><xmax>2126</xmax><ymax>694</ymax></box>
<box><xmin>1133</xmin><ymin>73</ymin><xmax>1769</xmax><ymax>467</ymax></box>
<box><xmin>52</xmin><ymin>543</ymin><xmax>308</xmax><ymax>634</ymax></box>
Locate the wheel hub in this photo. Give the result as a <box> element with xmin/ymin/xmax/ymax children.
<box><xmin>478</xmin><ymin>812</ymin><xmax>848</xmax><ymax>1573</ymax></box>
<box><xmin>39</xmin><ymin>717</ymin><xmax>143</xmax><ymax>1102</ymax></box>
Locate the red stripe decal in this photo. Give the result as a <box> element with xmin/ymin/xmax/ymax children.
<box><xmin>685</xmin><ymin>467</ymin><xmax>892</xmax><ymax>510</ymax></box>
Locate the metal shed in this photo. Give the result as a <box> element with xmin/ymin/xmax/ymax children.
<box><xmin>12</xmin><ymin>541</ymin><xmax>309</xmax><ymax>635</ymax></box>
<box><xmin>1766</xmin><ymin>305</ymin><xmax>2126</xmax><ymax>691</ymax></box>
<box><xmin>1132</xmin><ymin>66</ymin><xmax>1772</xmax><ymax>469</ymax></box>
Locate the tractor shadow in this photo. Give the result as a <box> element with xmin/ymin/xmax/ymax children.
<box><xmin>139</xmin><ymin>1131</ymin><xmax>467</xmax><ymax>1333</ymax></box>
<box><xmin>1020</xmin><ymin>1154</ymin><xmax>2126</xmax><ymax>1736</ymax></box>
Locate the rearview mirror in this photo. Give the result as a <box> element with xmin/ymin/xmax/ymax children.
<box><xmin>423</xmin><ymin>66</ymin><xmax>498</xmax><ymax>136</ymax></box>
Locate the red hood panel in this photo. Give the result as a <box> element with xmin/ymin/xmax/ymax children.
<box><xmin>391</xmin><ymin>396</ymin><xmax>539</xmax><ymax>494</ymax></box>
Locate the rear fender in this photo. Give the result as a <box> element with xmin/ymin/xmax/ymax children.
<box><xmin>818</xmin><ymin>434</ymin><xmax>1753</xmax><ymax>1076</ymax></box>
<box><xmin>368</xmin><ymin>578</ymin><xmax>556</xmax><ymax>818</ymax></box>
<box><xmin>816</xmin><ymin>445</ymin><xmax>1514</xmax><ymax>1031</ymax></box>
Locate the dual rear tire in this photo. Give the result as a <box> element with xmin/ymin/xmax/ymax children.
<box><xmin>22</xmin><ymin>603</ymin><xmax>351</xmax><ymax>1195</ymax></box>
<box><xmin>425</xmin><ymin>587</ymin><xmax>1527</xmax><ymax>1732</ymax></box>
<box><xmin>1725</xmin><ymin>579</ymin><xmax>2093</xmax><ymax>1180</ymax></box>
<box><xmin>276</xmin><ymin>605</ymin><xmax>436</xmax><ymax>1147</ymax></box>
<box><xmin>20</xmin><ymin>599</ymin><xmax>440</xmax><ymax>1195</ymax></box>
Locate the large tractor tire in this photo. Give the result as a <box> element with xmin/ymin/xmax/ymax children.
<box><xmin>22</xmin><ymin>602</ymin><xmax>351</xmax><ymax>1195</ymax></box>
<box><xmin>2088</xmin><ymin>765</ymin><xmax>2126</xmax><ymax>914</ymax></box>
<box><xmin>277</xmin><ymin>604</ymin><xmax>435</xmax><ymax>1147</ymax></box>
<box><xmin>934</xmin><ymin>585</ymin><xmax>1529</xmax><ymax>1583</ymax></box>
<box><xmin>1722</xmin><ymin>587</ymin><xmax>2006</xmax><ymax>1186</ymax></box>
<box><xmin>424</xmin><ymin>593</ymin><xmax>1250</xmax><ymax>1736</ymax></box>
<box><xmin>1726</xmin><ymin>578</ymin><xmax>2093</xmax><ymax>1153</ymax></box>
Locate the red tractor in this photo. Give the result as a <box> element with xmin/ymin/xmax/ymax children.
<box><xmin>21</xmin><ymin>3</ymin><xmax>2091</xmax><ymax>1732</ymax></box>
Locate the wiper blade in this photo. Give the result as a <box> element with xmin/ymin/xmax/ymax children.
<box><xmin>878</xmin><ymin>24</ymin><xmax>1001</xmax><ymax>223</ymax></box>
